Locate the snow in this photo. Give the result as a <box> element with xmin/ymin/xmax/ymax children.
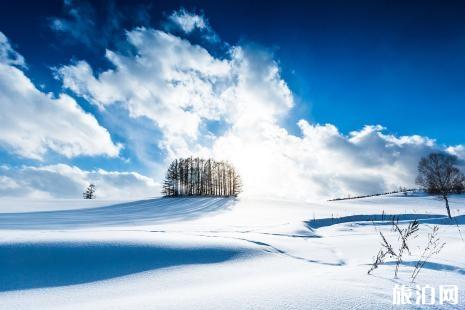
<box><xmin>0</xmin><ymin>194</ymin><xmax>464</xmax><ymax>309</ymax></box>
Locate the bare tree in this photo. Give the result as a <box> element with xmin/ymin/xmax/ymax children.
<box><xmin>416</xmin><ymin>153</ymin><xmax>465</xmax><ymax>218</ymax></box>
<box><xmin>83</xmin><ymin>184</ymin><xmax>96</xmax><ymax>199</ymax></box>
<box><xmin>162</xmin><ymin>161</ymin><xmax>177</xmax><ymax>196</ymax></box>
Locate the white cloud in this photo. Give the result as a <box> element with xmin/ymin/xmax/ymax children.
<box><xmin>58</xmin><ymin>29</ymin><xmax>291</xmax><ymax>158</ymax></box>
<box><xmin>57</xmin><ymin>24</ymin><xmax>463</xmax><ymax>200</ymax></box>
<box><xmin>165</xmin><ymin>8</ymin><xmax>219</xmax><ymax>43</ymax></box>
<box><xmin>0</xmin><ymin>164</ymin><xmax>160</xmax><ymax>199</ymax></box>
<box><xmin>446</xmin><ymin>145</ymin><xmax>465</xmax><ymax>159</ymax></box>
<box><xmin>167</xmin><ymin>8</ymin><xmax>207</xmax><ymax>33</ymax></box>
<box><xmin>213</xmin><ymin>121</ymin><xmax>443</xmax><ymax>200</ymax></box>
<box><xmin>0</xmin><ymin>32</ymin><xmax>25</xmax><ymax>66</ymax></box>
<box><xmin>58</xmin><ymin>28</ymin><xmax>231</xmax><ymax>158</ymax></box>
<box><xmin>0</xmin><ymin>32</ymin><xmax>121</xmax><ymax>160</ymax></box>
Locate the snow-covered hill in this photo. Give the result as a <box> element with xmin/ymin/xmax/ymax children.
<box><xmin>0</xmin><ymin>194</ymin><xmax>464</xmax><ymax>309</ymax></box>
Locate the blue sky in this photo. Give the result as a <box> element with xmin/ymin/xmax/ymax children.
<box><xmin>0</xmin><ymin>0</ymin><xmax>464</xmax><ymax>199</ymax></box>
<box><xmin>2</xmin><ymin>1</ymin><xmax>465</xmax><ymax>144</ymax></box>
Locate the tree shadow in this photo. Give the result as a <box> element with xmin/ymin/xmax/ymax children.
<box><xmin>0</xmin><ymin>197</ymin><xmax>236</xmax><ymax>229</ymax></box>
<box><xmin>306</xmin><ymin>214</ymin><xmax>465</xmax><ymax>229</ymax></box>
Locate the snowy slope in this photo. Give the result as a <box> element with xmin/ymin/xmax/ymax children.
<box><xmin>0</xmin><ymin>194</ymin><xmax>464</xmax><ymax>309</ymax></box>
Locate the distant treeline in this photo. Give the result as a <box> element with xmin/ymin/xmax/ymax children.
<box><xmin>328</xmin><ymin>188</ymin><xmax>417</xmax><ymax>202</ymax></box>
<box><xmin>162</xmin><ymin>157</ymin><xmax>242</xmax><ymax>197</ymax></box>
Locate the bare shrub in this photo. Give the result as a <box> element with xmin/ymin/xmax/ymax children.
<box><xmin>411</xmin><ymin>226</ymin><xmax>445</xmax><ymax>282</ymax></box>
<box><xmin>368</xmin><ymin>219</ymin><xmax>419</xmax><ymax>278</ymax></box>
<box><xmin>369</xmin><ymin>219</ymin><xmax>445</xmax><ymax>280</ymax></box>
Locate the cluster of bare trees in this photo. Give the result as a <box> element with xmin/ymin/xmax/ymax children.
<box><xmin>162</xmin><ymin>157</ymin><xmax>242</xmax><ymax>197</ymax></box>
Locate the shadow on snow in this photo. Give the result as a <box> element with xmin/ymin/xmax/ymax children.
<box><xmin>0</xmin><ymin>241</ymin><xmax>242</xmax><ymax>292</ymax></box>
<box><xmin>383</xmin><ymin>260</ymin><xmax>465</xmax><ymax>275</ymax></box>
<box><xmin>0</xmin><ymin>197</ymin><xmax>235</xmax><ymax>229</ymax></box>
<box><xmin>306</xmin><ymin>214</ymin><xmax>465</xmax><ymax>229</ymax></box>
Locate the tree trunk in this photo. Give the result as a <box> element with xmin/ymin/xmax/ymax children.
<box><xmin>443</xmin><ymin>195</ymin><xmax>452</xmax><ymax>219</ymax></box>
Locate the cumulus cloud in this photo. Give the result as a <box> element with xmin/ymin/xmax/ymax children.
<box><xmin>213</xmin><ymin>121</ymin><xmax>444</xmax><ymax>199</ymax></box>
<box><xmin>0</xmin><ymin>31</ymin><xmax>121</xmax><ymax>160</ymax></box>
<box><xmin>59</xmin><ymin>28</ymin><xmax>230</xmax><ymax>158</ymax></box>
<box><xmin>56</xmin><ymin>19</ymin><xmax>464</xmax><ymax>200</ymax></box>
<box><xmin>0</xmin><ymin>164</ymin><xmax>159</xmax><ymax>199</ymax></box>
<box><xmin>58</xmin><ymin>29</ymin><xmax>291</xmax><ymax>159</ymax></box>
